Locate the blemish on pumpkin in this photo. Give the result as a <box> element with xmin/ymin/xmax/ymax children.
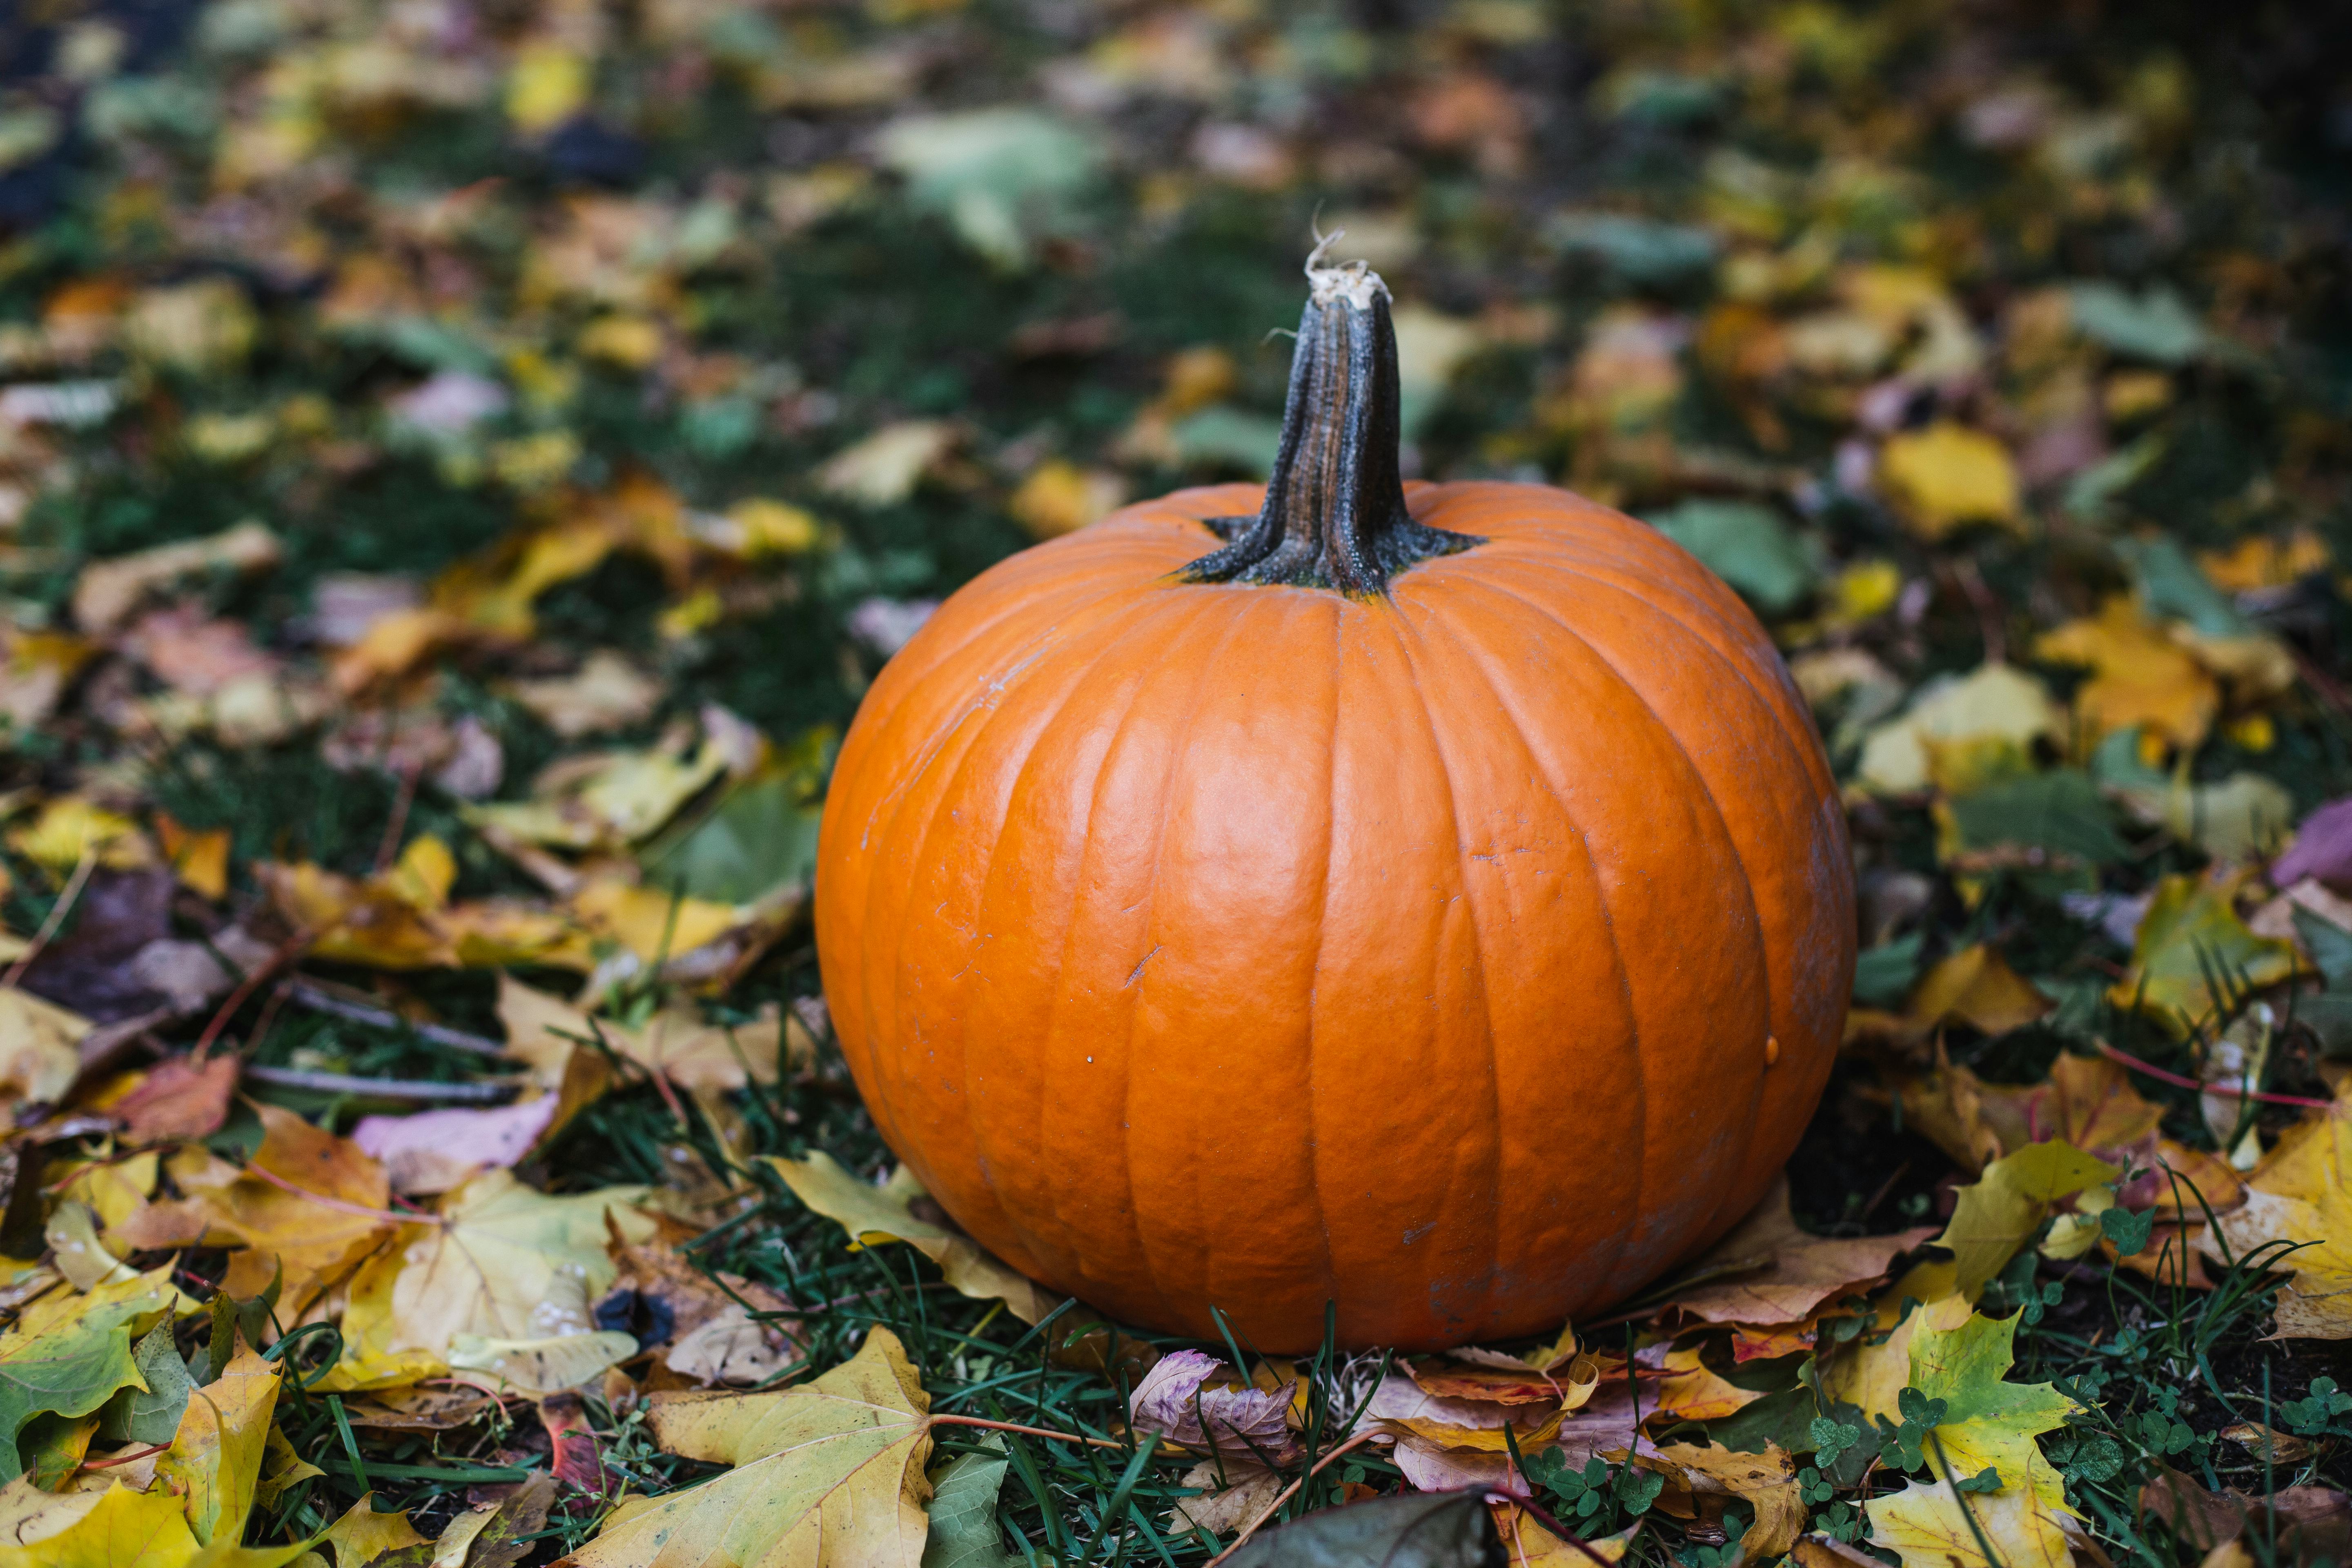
<box><xmin>1764</xmin><ymin>1034</ymin><xmax>1781</xmax><ymax>1066</ymax></box>
<box><xmin>1124</xmin><ymin>944</ymin><xmax>1163</xmax><ymax>987</ymax></box>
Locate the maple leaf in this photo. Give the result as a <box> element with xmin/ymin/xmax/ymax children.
<box><xmin>2206</xmin><ymin>1091</ymin><xmax>2352</xmax><ymax>1337</ymax></box>
<box><xmin>1848</xmin><ymin>1297</ymin><xmax>2080</xmax><ymax>1568</ymax></box>
<box><xmin>156</xmin><ymin>1344</ymin><xmax>281</xmax><ymax>1547</ymax></box>
<box><xmin>766</xmin><ymin>1152</ymin><xmax>1052</xmax><ymax>1323</ymax></box>
<box><xmin>2109</xmin><ymin>875</ymin><xmax>2299</xmax><ymax>1038</ymax></box>
<box><xmin>384</xmin><ymin>1170</ymin><xmax>653</xmax><ymax>1394</ymax></box>
<box><xmin>0</xmin><ymin>1270</ymin><xmax>180</xmax><ymax>1477</ymax></box>
<box><xmin>0</xmin><ymin>1481</ymin><xmax>313</xmax><ymax>1568</ymax></box>
<box><xmin>113</xmin><ymin>1104</ymin><xmax>393</xmax><ymax>1318</ymax></box>
<box><xmin>558</xmin><ymin>1329</ymin><xmax>933</xmax><ymax>1568</ymax></box>
<box><xmin>1935</xmin><ymin>1140</ymin><xmax>2116</xmax><ymax>1297</ymax></box>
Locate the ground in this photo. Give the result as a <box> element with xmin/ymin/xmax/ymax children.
<box><xmin>0</xmin><ymin>0</ymin><xmax>2349</xmax><ymax>1564</ymax></box>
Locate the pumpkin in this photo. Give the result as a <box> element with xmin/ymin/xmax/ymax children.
<box><xmin>815</xmin><ymin>256</ymin><xmax>1853</xmax><ymax>1352</ymax></box>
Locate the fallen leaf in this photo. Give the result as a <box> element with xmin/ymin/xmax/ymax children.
<box><xmin>0</xmin><ymin>1269</ymin><xmax>178</xmax><ymax>1478</ymax></box>
<box><xmin>1129</xmin><ymin>1350</ymin><xmax>1301</xmax><ymax>1467</ymax></box>
<box><xmin>2204</xmin><ymin>1095</ymin><xmax>2352</xmax><ymax>1337</ymax></box>
<box><xmin>2276</xmin><ymin>797</ymin><xmax>2352</xmax><ymax>891</ymax></box>
<box><xmin>873</xmin><ymin>109</ymin><xmax>1098</xmax><ymax>271</ymax></box>
<box><xmin>0</xmin><ymin>1480</ymin><xmax>311</xmax><ymax>1568</ymax></box>
<box><xmin>921</xmin><ymin>1437</ymin><xmax>1016</xmax><ymax>1568</ymax></box>
<box><xmin>1906</xmin><ymin>946</ymin><xmax>2052</xmax><ymax>1037</ymax></box>
<box><xmin>109</xmin><ymin>1055</ymin><xmax>240</xmax><ymax>1143</ymax></box>
<box><xmin>1937</xmin><ymin>1139</ymin><xmax>2117</xmax><ymax>1296</ymax></box>
<box><xmin>320</xmin><ymin>1494</ymin><xmax>428</xmax><ymax>1568</ymax></box>
<box><xmin>1167</xmin><ymin>1458</ymin><xmax>1284</xmax><ymax>1534</ymax></box>
<box><xmin>558</xmin><ymin>1328</ymin><xmax>933</xmax><ymax>1568</ymax></box>
<box><xmin>2110</xmin><ymin>875</ymin><xmax>2299</xmax><ymax>1037</ymax></box>
<box><xmin>1639</xmin><ymin>1441</ymin><xmax>1803</xmax><ymax>1557</ymax></box>
<box><xmin>386</xmin><ymin>1170</ymin><xmax>653</xmax><ymax>1385</ymax></box>
<box><xmin>1007</xmin><ymin>461</ymin><xmax>1125</xmax><ymax>541</ymax></box>
<box><xmin>1649</xmin><ymin>1345</ymin><xmax>1764</xmax><ymax>1424</ymax></box>
<box><xmin>1857</xmin><ymin>664</ymin><xmax>2060</xmax><ymax>796</ymax></box>
<box><xmin>664</xmin><ymin>1305</ymin><xmax>795</xmax><ymax>1388</ymax></box>
<box><xmin>1661</xmin><ymin>1177</ymin><xmax>1933</xmax><ymax>1327</ymax></box>
<box><xmin>1868</xmin><ymin>1473</ymin><xmax>2072</xmax><ymax>1568</ymax></box>
<box><xmin>766</xmin><ymin>1152</ymin><xmax>1052</xmax><ymax>1323</ymax></box>
<box><xmin>502</xmin><ymin>652</ymin><xmax>665</xmax><ymax>739</ymax></box>
<box><xmin>0</xmin><ymin>987</ymin><xmax>90</xmax><ymax>1108</ymax></box>
<box><xmin>153</xmin><ymin>817</ymin><xmax>229</xmax><ymax>902</ymax></box>
<box><xmin>1492</xmin><ymin>1511</ymin><xmax>1639</xmax><ymax>1566</ymax></box>
<box><xmin>815</xmin><ymin>421</ymin><xmax>960</xmax><ymax>506</ymax></box>
<box><xmin>1878</xmin><ymin>424</ymin><xmax>2022</xmax><ymax>541</ymax></box>
<box><xmin>350</xmin><ymin>1098</ymin><xmax>561</xmax><ymax>1196</ymax></box>
<box><xmin>496</xmin><ymin>975</ymin><xmax>782</xmax><ymax>1096</ymax></box>
<box><xmin>114</xmin><ymin>1103</ymin><xmax>392</xmax><ymax>1314</ymax></box>
<box><xmin>73</xmin><ymin>523</ymin><xmax>282</xmax><ymax>635</ymax></box>
<box><xmin>156</xmin><ymin>1343</ymin><xmax>281</xmax><ymax>1546</ymax></box>
<box><xmin>96</xmin><ymin>1324</ymin><xmax>191</xmax><ymax>1446</ymax></box>
<box><xmin>2034</xmin><ymin>597</ymin><xmax>2220</xmax><ymax>752</ymax></box>
<box><xmin>1221</xmin><ymin>1489</ymin><xmax>1497</xmax><ymax>1567</ymax></box>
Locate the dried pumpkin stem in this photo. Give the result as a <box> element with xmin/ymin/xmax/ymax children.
<box><xmin>1183</xmin><ymin>246</ymin><xmax>1481</xmax><ymax>595</ymax></box>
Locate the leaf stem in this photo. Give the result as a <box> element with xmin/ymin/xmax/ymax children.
<box><xmin>1202</xmin><ymin>1428</ymin><xmax>1379</xmax><ymax>1566</ymax></box>
<box><xmin>928</xmin><ymin>1413</ymin><xmax>1128</xmax><ymax>1450</ymax></box>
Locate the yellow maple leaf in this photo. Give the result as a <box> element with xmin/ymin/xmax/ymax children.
<box><xmin>1936</xmin><ymin>1140</ymin><xmax>2116</xmax><ymax>1296</ymax></box>
<box><xmin>1878</xmin><ymin>424</ymin><xmax>2022</xmax><ymax>541</ymax></box>
<box><xmin>768</xmin><ymin>1152</ymin><xmax>1054</xmax><ymax>1324</ymax></box>
<box><xmin>2109</xmin><ymin>874</ymin><xmax>2298</xmax><ymax>1037</ymax></box>
<box><xmin>2033</xmin><ymin>597</ymin><xmax>2220</xmax><ymax>751</ymax></box>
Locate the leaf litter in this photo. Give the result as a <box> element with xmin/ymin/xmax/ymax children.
<box><xmin>0</xmin><ymin>0</ymin><xmax>2345</xmax><ymax>1563</ymax></box>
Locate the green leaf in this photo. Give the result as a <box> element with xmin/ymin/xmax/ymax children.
<box><xmin>1853</xmin><ymin>932</ymin><xmax>1925</xmax><ymax>1007</ymax></box>
<box><xmin>2294</xmin><ymin>905</ymin><xmax>2352</xmax><ymax>993</ymax></box>
<box><xmin>98</xmin><ymin>1324</ymin><xmax>193</xmax><ymax>1445</ymax></box>
<box><xmin>1645</xmin><ymin>500</ymin><xmax>1819</xmax><ymax>617</ymax></box>
<box><xmin>922</xmin><ymin>1439</ymin><xmax>1016</xmax><ymax>1568</ymax></box>
<box><xmin>640</xmin><ymin>776</ymin><xmax>822</xmax><ymax>905</ymax></box>
<box><xmin>1943</xmin><ymin>770</ymin><xmax>2130</xmax><ymax>867</ymax></box>
<box><xmin>1225</xmin><ymin>1491</ymin><xmax>1495</xmax><ymax>1568</ymax></box>
<box><xmin>0</xmin><ymin>1274</ymin><xmax>177</xmax><ymax>1477</ymax></box>
<box><xmin>2098</xmin><ymin>1206</ymin><xmax>2154</xmax><ymax>1256</ymax></box>
<box><xmin>2067</xmin><ymin>283</ymin><xmax>2206</xmax><ymax>365</ymax></box>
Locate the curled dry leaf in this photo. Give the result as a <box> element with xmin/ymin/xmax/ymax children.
<box><xmin>1637</xmin><ymin>1440</ymin><xmax>1804</xmax><ymax>1558</ymax></box>
<box><xmin>1128</xmin><ymin>1350</ymin><xmax>1301</xmax><ymax>1468</ymax></box>
<box><xmin>498</xmin><ymin>974</ymin><xmax>786</xmax><ymax>1096</ymax></box>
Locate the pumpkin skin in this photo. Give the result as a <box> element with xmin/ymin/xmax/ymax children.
<box><xmin>815</xmin><ymin>476</ymin><xmax>1854</xmax><ymax>1353</ymax></box>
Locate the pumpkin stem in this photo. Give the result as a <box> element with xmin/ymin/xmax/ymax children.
<box><xmin>1182</xmin><ymin>249</ymin><xmax>1481</xmax><ymax>595</ymax></box>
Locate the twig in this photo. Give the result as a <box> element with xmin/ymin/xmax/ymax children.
<box><xmin>374</xmin><ymin>764</ymin><xmax>421</xmax><ymax>874</ymax></box>
<box><xmin>282</xmin><ymin>980</ymin><xmax>511</xmax><ymax>1058</ymax></box>
<box><xmin>2094</xmin><ymin>1038</ymin><xmax>2335</xmax><ymax>1109</ymax></box>
<box><xmin>241</xmin><ymin>1158</ymin><xmax>443</xmax><ymax>1227</ymax></box>
<box><xmin>240</xmin><ymin>1064</ymin><xmax>520</xmax><ymax>1103</ymax></box>
<box><xmin>194</xmin><ymin>926</ymin><xmax>316</xmax><ymax>1060</ymax></box>
<box><xmin>928</xmin><ymin>1414</ymin><xmax>1127</xmax><ymax>1450</ymax></box>
<box><xmin>3</xmin><ymin>847</ymin><xmax>97</xmax><ymax>988</ymax></box>
<box><xmin>1204</xmin><ymin>1428</ymin><xmax>1380</xmax><ymax>1566</ymax></box>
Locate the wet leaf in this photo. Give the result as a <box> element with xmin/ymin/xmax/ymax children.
<box><xmin>1936</xmin><ymin>1140</ymin><xmax>2116</xmax><ymax>1296</ymax></box>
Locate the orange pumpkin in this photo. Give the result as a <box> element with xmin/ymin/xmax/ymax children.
<box><xmin>815</xmin><ymin>258</ymin><xmax>1853</xmax><ymax>1352</ymax></box>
